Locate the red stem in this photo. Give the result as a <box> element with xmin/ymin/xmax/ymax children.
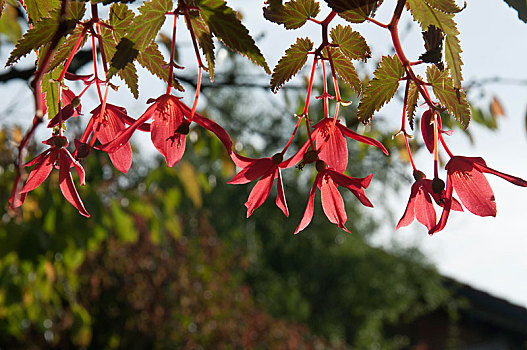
<box><xmin>167</xmin><ymin>14</ymin><xmax>178</xmax><ymax>93</ymax></box>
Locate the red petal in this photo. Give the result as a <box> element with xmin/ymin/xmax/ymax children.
<box><xmin>414</xmin><ymin>187</ymin><xmax>436</xmax><ymax>231</ymax></box>
<box><xmin>280</xmin><ymin>127</ymin><xmax>321</xmax><ymax>169</ymax></box>
<box><xmin>420</xmin><ymin>109</ymin><xmax>435</xmax><ymax>154</ymax></box>
<box><xmin>150</xmin><ymin>96</ymin><xmax>186</xmax><ymax>167</ymax></box>
<box><xmin>474</xmin><ymin>161</ymin><xmax>527</xmax><ymax>187</ymax></box>
<box><xmin>58</xmin><ymin>152</ymin><xmax>90</xmax><ymax>217</ymax></box>
<box><xmin>430</xmin><ymin>173</ymin><xmax>454</xmax><ymax>235</ymax></box>
<box><xmin>20</xmin><ymin>152</ymin><xmax>54</xmax><ymax>193</ymax></box>
<box><xmin>294</xmin><ymin>174</ymin><xmax>321</xmax><ymax>234</ymax></box>
<box><xmin>245</xmin><ymin>171</ymin><xmax>274</xmax><ymax>217</ymax></box>
<box><xmin>192</xmin><ymin>112</ymin><xmax>234</xmax><ymax>156</ymax></box>
<box><xmin>396</xmin><ymin>182</ymin><xmax>419</xmax><ymax>229</ymax></box>
<box><xmin>231</xmin><ymin>152</ymin><xmax>258</xmax><ymax>168</ymax></box>
<box><xmin>64</xmin><ymin>150</ymin><xmax>86</xmax><ymax>185</ymax></box>
<box><xmin>275</xmin><ymin>170</ymin><xmax>289</xmax><ymax>217</ymax></box>
<box><xmin>228</xmin><ymin>158</ymin><xmax>275</xmax><ymax>184</ymax></box>
<box><xmin>338</xmin><ymin>122</ymin><xmax>389</xmax><ymax>155</ymax></box>
<box><xmin>449</xmin><ymin>158</ymin><xmax>496</xmax><ymax>217</ymax></box>
<box><xmin>316</xmin><ymin>119</ymin><xmax>348</xmax><ymax>173</ymax></box>
<box><xmin>320</xmin><ymin>175</ymin><xmax>349</xmax><ymax>232</ymax></box>
<box><xmin>62</xmin><ymin>89</ymin><xmax>81</xmax><ymax>115</ymax></box>
<box><xmin>327</xmin><ymin>170</ymin><xmax>373</xmax><ymax>207</ymax></box>
<box><xmin>95</xmin><ymin>105</ymin><xmax>132</xmax><ymax>173</ymax></box>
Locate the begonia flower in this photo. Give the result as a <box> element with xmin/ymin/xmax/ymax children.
<box><xmin>397</xmin><ymin>171</ymin><xmax>462</xmax><ymax>231</ymax></box>
<box><xmin>98</xmin><ymin>94</ymin><xmax>233</xmax><ymax>168</ymax></box>
<box><xmin>47</xmin><ymin>88</ymin><xmax>82</xmax><ymax>128</ymax></box>
<box><xmin>14</xmin><ymin>136</ymin><xmax>89</xmax><ymax>217</ymax></box>
<box><xmin>228</xmin><ymin>152</ymin><xmax>292</xmax><ymax>217</ymax></box>
<box><xmin>430</xmin><ymin>156</ymin><xmax>527</xmax><ymax>234</ymax></box>
<box><xmin>312</xmin><ymin>117</ymin><xmax>389</xmax><ymax>172</ymax></box>
<box><xmin>295</xmin><ymin>160</ymin><xmax>374</xmax><ymax>234</ymax></box>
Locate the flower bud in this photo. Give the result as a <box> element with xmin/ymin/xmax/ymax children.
<box><xmin>176</xmin><ymin>120</ymin><xmax>191</xmax><ymax>135</ymax></box>
<box><xmin>76</xmin><ymin>142</ymin><xmax>91</xmax><ymax>158</ymax></box>
<box><xmin>271</xmin><ymin>153</ymin><xmax>283</xmax><ymax>164</ymax></box>
<box><xmin>432</xmin><ymin>177</ymin><xmax>445</xmax><ymax>194</ymax></box>
<box><xmin>315</xmin><ymin>160</ymin><xmax>326</xmax><ymax>172</ymax></box>
<box><xmin>71</xmin><ymin>96</ymin><xmax>81</xmax><ymax>108</ymax></box>
<box><xmin>413</xmin><ymin>170</ymin><xmax>426</xmax><ymax>181</ymax></box>
<box><xmin>302</xmin><ymin>150</ymin><xmax>318</xmax><ymax>164</ymax></box>
<box><xmin>53</xmin><ymin>136</ymin><xmax>68</xmax><ymax>148</ymax></box>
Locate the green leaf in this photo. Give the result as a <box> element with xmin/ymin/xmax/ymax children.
<box><xmin>325</xmin><ymin>0</ymin><xmax>382</xmax><ymax>23</ymax></box>
<box><xmin>270</xmin><ymin>37</ymin><xmax>312</xmax><ymax>93</ymax></box>
<box><xmin>108</xmin><ymin>3</ymin><xmax>135</xmax><ymax>41</ymax></box>
<box><xmin>199</xmin><ymin>0</ymin><xmax>270</xmax><ymax>74</ymax></box>
<box><xmin>41</xmin><ymin>65</ymin><xmax>62</xmax><ymax>118</ymax></box>
<box><xmin>46</xmin><ymin>26</ymin><xmax>88</xmax><ymax>73</ymax></box>
<box><xmin>107</xmin><ymin>0</ymin><xmax>172</xmax><ymax>79</ymax></box>
<box><xmin>25</xmin><ymin>0</ymin><xmax>59</xmax><ymax>23</ymax></box>
<box><xmin>137</xmin><ymin>42</ymin><xmax>184</xmax><ymax>92</ymax></box>
<box><xmin>330</xmin><ymin>24</ymin><xmax>370</xmax><ymax>61</ymax></box>
<box><xmin>406</xmin><ymin>79</ymin><xmax>420</xmax><ymax>129</ymax></box>
<box><xmin>264</xmin><ymin>0</ymin><xmax>320</xmax><ymax>29</ymax></box>
<box><xmin>6</xmin><ymin>2</ymin><xmax>84</xmax><ymax>66</ymax></box>
<box><xmin>187</xmin><ymin>11</ymin><xmax>215</xmax><ymax>81</ymax></box>
<box><xmin>327</xmin><ymin>47</ymin><xmax>361</xmax><ymax>94</ymax></box>
<box><xmin>406</xmin><ymin>0</ymin><xmax>463</xmax><ymax>89</ymax></box>
<box><xmin>426</xmin><ymin>65</ymin><xmax>470</xmax><ymax>128</ymax></box>
<box><xmin>357</xmin><ymin>55</ymin><xmax>404</xmax><ymax>124</ymax></box>
<box><xmin>424</xmin><ymin>0</ymin><xmax>464</xmax><ymax>13</ymax></box>
<box><xmin>118</xmin><ymin>63</ymin><xmax>139</xmax><ymax>99</ymax></box>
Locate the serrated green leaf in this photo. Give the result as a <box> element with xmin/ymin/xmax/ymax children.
<box><xmin>270</xmin><ymin>37</ymin><xmax>312</xmax><ymax>93</ymax></box>
<box><xmin>41</xmin><ymin>65</ymin><xmax>62</xmax><ymax>118</ymax></box>
<box><xmin>6</xmin><ymin>2</ymin><xmax>85</xmax><ymax>66</ymax></box>
<box><xmin>187</xmin><ymin>11</ymin><xmax>215</xmax><ymax>81</ymax></box>
<box><xmin>406</xmin><ymin>79</ymin><xmax>420</xmax><ymax>129</ymax></box>
<box><xmin>503</xmin><ymin>0</ymin><xmax>527</xmax><ymax>23</ymax></box>
<box><xmin>406</xmin><ymin>0</ymin><xmax>463</xmax><ymax>89</ymax></box>
<box><xmin>357</xmin><ymin>55</ymin><xmax>404</xmax><ymax>124</ymax></box>
<box><xmin>426</xmin><ymin>65</ymin><xmax>470</xmax><ymax>128</ymax></box>
<box><xmin>327</xmin><ymin>47</ymin><xmax>361</xmax><ymax>94</ymax></box>
<box><xmin>118</xmin><ymin>63</ymin><xmax>139</xmax><ymax>99</ymax></box>
<box><xmin>330</xmin><ymin>24</ymin><xmax>370</xmax><ymax>61</ymax></box>
<box><xmin>25</xmin><ymin>0</ymin><xmax>59</xmax><ymax>23</ymax></box>
<box><xmin>108</xmin><ymin>2</ymin><xmax>134</xmax><ymax>41</ymax></box>
<box><xmin>423</xmin><ymin>0</ymin><xmax>464</xmax><ymax>13</ymax></box>
<box><xmin>199</xmin><ymin>0</ymin><xmax>270</xmax><ymax>74</ymax></box>
<box><xmin>265</xmin><ymin>0</ymin><xmax>320</xmax><ymax>29</ymax></box>
<box><xmin>325</xmin><ymin>0</ymin><xmax>382</xmax><ymax>23</ymax></box>
<box><xmin>46</xmin><ymin>26</ymin><xmax>88</xmax><ymax>73</ymax></box>
<box><xmin>137</xmin><ymin>42</ymin><xmax>184</xmax><ymax>92</ymax></box>
<box><xmin>107</xmin><ymin>0</ymin><xmax>172</xmax><ymax>79</ymax></box>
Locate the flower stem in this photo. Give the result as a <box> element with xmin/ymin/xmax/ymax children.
<box><xmin>167</xmin><ymin>14</ymin><xmax>178</xmax><ymax>94</ymax></box>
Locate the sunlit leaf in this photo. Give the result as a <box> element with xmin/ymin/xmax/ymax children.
<box><xmin>187</xmin><ymin>11</ymin><xmax>216</xmax><ymax>81</ymax></box>
<box><xmin>270</xmin><ymin>37</ymin><xmax>312</xmax><ymax>93</ymax></box>
<box><xmin>0</xmin><ymin>3</ymin><xmax>22</xmax><ymax>44</ymax></box>
<box><xmin>199</xmin><ymin>0</ymin><xmax>270</xmax><ymax>73</ymax></box>
<box><xmin>406</xmin><ymin>0</ymin><xmax>463</xmax><ymax>88</ymax></box>
<box><xmin>41</xmin><ymin>65</ymin><xmax>62</xmax><ymax>118</ymax></box>
<box><xmin>426</xmin><ymin>65</ymin><xmax>470</xmax><ymax>128</ymax></box>
<box><xmin>25</xmin><ymin>0</ymin><xmax>59</xmax><ymax>23</ymax></box>
<box><xmin>407</xmin><ymin>79</ymin><xmax>420</xmax><ymax>129</ymax></box>
<box><xmin>330</xmin><ymin>24</ymin><xmax>370</xmax><ymax>62</ymax></box>
<box><xmin>137</xmin><ymin>42</ymin><xmax>184</xmax><ymax>92</ymax></box>
<box><xmin>327</xmin><ymin>47</ymin><xmax>361</xmax><ymax>94</ymax></box>
<box><xmin>357</xmin><ymin>55</ymin><xmax>404</xmax><ymax>124</ymax></box>
<box><xmin>264</xmin><ymin>0</ymin><xmax>320</xmax><ymax>29</ymax></box>
<box><xmin>325</xmin><ymin>0</ymin><xmax>382</xmax><ymax>23</ymax></box>
<box><xmin>46</xmin><ymin>26</ymin><xmax>88</xmax><ymax>73</ymax></box>
<box><xmin>424</xmin><ymin>0</ymin><xmax>464</xmax><ymax>13</ymax></box>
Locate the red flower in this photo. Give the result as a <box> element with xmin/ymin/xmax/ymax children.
<box><xmin>98</xmin><ymin>94</ymin><xmax>233</xmax><ymax>167</ymax></box>
<box><xmin>397</xmin><ymin>173</ymin><xmax>462</xmax><ymax>231</ymax></box>
<box><xmin>430</xmin><ymin>156</ymin><xmax>527</xmax><ymax>234</ymax></box>
<box><xmin>47</xmin><ymin>88</ymin><xmax>82</xmax><ymax>128</ymax></box>
<box><xmin>14</xmin><ymin>136</ymin><xmax>89</xmax><ymax>217</ymax></box>
<box><xmin>295</xmin><ymin>160</ymin><xmax>374</xmax><ymax>234</ymax></box>
<box><xmin>228</xmin><ymin>153</ymin><xmax>293</xmax><ymax>217</ymax></box>
<box><xmin>311</xmin><ymin>118</ymin><xmax>388</xmax><ymax>172</ymax></box>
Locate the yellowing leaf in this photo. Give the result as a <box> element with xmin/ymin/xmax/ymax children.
<box><xmin>327</xmin><ymin>47</ymin><xmax>361</xmax><ymax>94</ymax></box>
<box><xmin>0</xmin><ymin>4</ymin><xmax>22</xmax><ymax>44</ymax></box>
<box><xmin>489</xmin><ymin>96</ymin><xmax>505</xmax><ymax>117</ymax></box>
<box><xmin>330</xmin><ymin>24</ymin><xmax>370</xmax><ymax>62</ymax></box>
<box><xmin>424</xmin><ymin>0</ymin><xmax>464</xmax><ymax>13</ymax></box>
<box><xmin>357</xmin><ymin>55</ymin><xmax>404</xmax><ymax>124</ymax></box>
<box><xmin>406</xmin><ymin>0</ymin><xmax>463</xmax><ymax>88</ymax></box>
<box><xmin>177</xmin><ymin>161</ymin><xmax>202</xmax><ymax>208</ymax></box>
<box><xmin>41</xmin><ymin>65</ymin><xmax>62</xmax><ymax>118</ymax></box>
<box><xmin>426</xmin><ymin>65</ymin><xmax>470</xmax><ymax>128</ymax></box>
<box><xmin>406</xmin><ymin>78</ymin><xmax>420</xmax><ymax>129</ymax></box>
<box><xmin>271</xmin><ymin>37</ymin><xmax>312</xmax><ymax>93</ymax></box>
<box><xmin>25</xmin><ymin>0</ymin><xmax>59</xmax><ymax>23</ymax></box>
